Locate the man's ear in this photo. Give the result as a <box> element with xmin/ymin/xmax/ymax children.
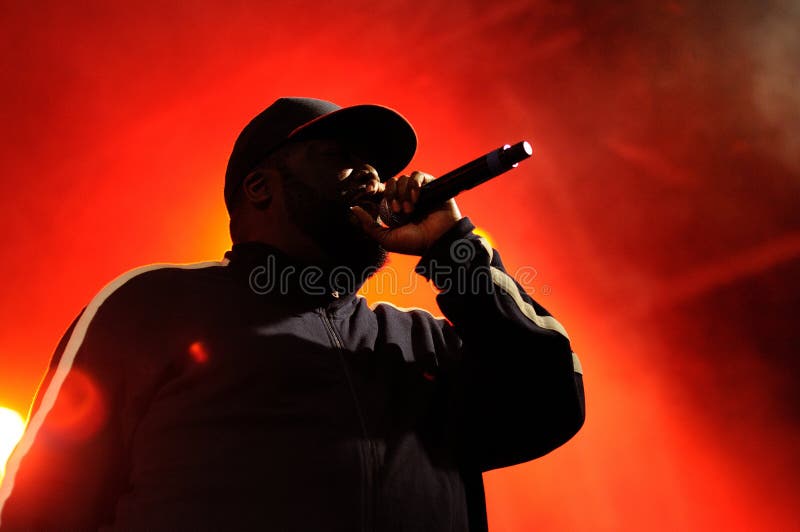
<box><xmin>242</xmin><ymin>169</ymin><xmax>273</xmax><ymax>208</ymax></box>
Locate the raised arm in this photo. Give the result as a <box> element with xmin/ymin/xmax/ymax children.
<box><xmin>416</xmin><ymin>218</ymin><xmax>585</xmax><ymax>472</ymax></box>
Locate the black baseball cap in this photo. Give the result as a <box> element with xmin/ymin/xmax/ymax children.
<box><xmin>224</xmin><ymin>97</ymin><xmax>417</xmax><ymax>213</ymax></box>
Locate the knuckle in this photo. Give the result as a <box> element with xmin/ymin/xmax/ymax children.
<box><xmin>411</xmin><ymin>170</ymin><xmax>428</xmax><ymax>180</ymax></box>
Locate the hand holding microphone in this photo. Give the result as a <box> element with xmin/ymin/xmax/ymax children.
<box><xmin>379</xmin><ymin>141</ymin><xmax>533</xmax><ymax>227</ymax></box>
<box><xmin>349</xmin><ymin>141</ymin><xmax>533</xmax><ymax>255</ymax></box>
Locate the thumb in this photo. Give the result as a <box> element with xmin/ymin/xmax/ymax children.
<box><xmin>350</xmin><ymin>206</ymin><xmax>390</xmax><ymax>242</ymax></box>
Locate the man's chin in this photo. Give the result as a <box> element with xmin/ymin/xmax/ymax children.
<box><xmin>327</xmin><ymin>232</ymin><xmax>387</xmax><ymax>278</ymax></box>
<box><xmin>306</xmin><ymin>214</ymin><xmax>387</xmax><ymax>283</ymax></box>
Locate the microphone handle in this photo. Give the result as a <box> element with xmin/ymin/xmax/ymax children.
<box><xmin>379</xmin><ymin>141</ymin><xmax>532</xmax><ymax>227</ymax></box>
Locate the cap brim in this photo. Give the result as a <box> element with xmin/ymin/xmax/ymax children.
<box><xmin>288</xmin><ymin>104</ymin><xmax>417</xmax><ymax>180</ymax></box>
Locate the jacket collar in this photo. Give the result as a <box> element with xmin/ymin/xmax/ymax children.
<box><xmin>223</xmin><ymin>241</ymin><xmax>362</xmax><ymax>312</ymax></box>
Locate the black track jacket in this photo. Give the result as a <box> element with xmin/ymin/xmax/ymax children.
<box><xmin>0</xmin><ymin>218</ymin><xmax>585</xmax><ymax>531</ymax></box>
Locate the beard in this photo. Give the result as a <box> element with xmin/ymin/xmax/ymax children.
<box><xmin>280</xmin><ymin>169</ymin><xmax>388</xmax><ymax>288</ymax></box>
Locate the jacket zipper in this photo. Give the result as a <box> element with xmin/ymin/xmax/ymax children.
<box><xmin>318</xmin><ymin>308</ymin><xmax>377</xmax><ymax>532</ymax></box>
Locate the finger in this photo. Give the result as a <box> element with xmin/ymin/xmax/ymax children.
<box><xmin>383</xmin><ymin>177</ymin><xmax>400</xmax><ymax>213</ymax></box>
<box><xmin>350</xmin><ymin>206</ymin><xmax>390</xmax><ymax>242</ymax></box>
<box><xmin>396</xmin><ymin>174</ymin><xmax>410</xmax><ymax>198</ymax></box>
<box><xmin>413</xmin><ymin>171</ymin><xmax>434</xmax><ymax>186</ymax></box>
<box><xmin>408</xmin><ymin>171</ymin><xmax>428</xmax><ymax>204</ymax></box>
<box><xmin>396</xmin><ymin>175</ymin><xmax>413</xmax><ymax>213</ymax></box>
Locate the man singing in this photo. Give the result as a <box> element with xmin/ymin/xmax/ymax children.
<box><xmin>0</xmin><ymin>97</ymin><xmax>585</xmax><ymax>531</ymax></box>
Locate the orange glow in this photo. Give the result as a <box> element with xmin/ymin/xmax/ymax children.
<box><xmin>0</xmin><ymin>407</ymin><xmax>25</xmax><ymax>482</ymax></box>
<box><xmin>44</xmin><ymin>369</ymin><xmax>108</xmax><ymax>443</ymax></box>
<box><xmin>472</xmin><ymin>227</ymin><xmax>495</xmax><ymax>249</ymax></box>
<box><xmin>188</xmin><ymin>341</ymin><xmax>210</xmax><ymax>364</ymax></box>
<box><xmin>0</xmin><ymin>2</ymin><xmax>797</xmax><ymax>530</ymax></box>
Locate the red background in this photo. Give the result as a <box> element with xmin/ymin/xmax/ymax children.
<box><xmin>1</xmin><ymin>1</ymin><xmax>798</xmax><ymax>530</ymax></box>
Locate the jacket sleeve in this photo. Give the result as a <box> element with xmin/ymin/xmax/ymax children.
<box><xmin>416</xmin><ymin>217</ymin><xmax>586</xmax><ymax>472</ymax></box>
<box><xmin>0</xmin><ymin>303</ymin><xmax>128</xmax><ymax>530</ymax></box>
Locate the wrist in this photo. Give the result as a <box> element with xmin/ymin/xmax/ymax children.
<box><xmin>416</xmin><ymin>217</ymin><xmax>477</xmax><ymax>277</ymax></box>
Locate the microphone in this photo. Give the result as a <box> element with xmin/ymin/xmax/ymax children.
<box><xmin>378</xmin><ymin>141</ymin><xmax>533</xmax><ymax>228</ymax></box>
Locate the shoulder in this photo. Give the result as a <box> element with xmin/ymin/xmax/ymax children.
<box><xmin>360</xmin><ymin>298</ymin><xmax>462</xmax><ymax>361</ymax></box>
<box><xmin>85</xmin><ymin>259</ymin><xmax>231</xmax><ymax>321</ymax></box>
<box><xmin>368</xmin><ymin>299</ymin><xmax>445</xmax><ymax>322</ymax></box>
<box><xmin>364</xmin><ymin>298</ymin><xmax>454</xmax><ymax>336</ymax></box>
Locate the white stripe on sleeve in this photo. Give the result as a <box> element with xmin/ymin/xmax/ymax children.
<box><xmin>0</xmin><ymin>259</ymin><xmax>229</xmax><ymax>524</ymax></box>
<box><xmin>489</xmin><ymin>267</ymin><xmax>570</xmax><ymax>340</ymax></box>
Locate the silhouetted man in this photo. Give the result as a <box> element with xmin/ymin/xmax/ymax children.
<box><xmin>0</xmin><ymin>97</ymin><xmax>585</xmax><ymax>531</ymax></box>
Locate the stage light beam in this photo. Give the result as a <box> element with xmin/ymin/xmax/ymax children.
<box><xmin>0</xmin><ymin>407</ymin><xmax>25</xmax><ymax>482</ymax></box>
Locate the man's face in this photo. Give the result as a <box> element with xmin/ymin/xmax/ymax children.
<box><xmin>274</xmin><ymin>139</ymin><xmax>387</xmax><ymax>279</ymax></box>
